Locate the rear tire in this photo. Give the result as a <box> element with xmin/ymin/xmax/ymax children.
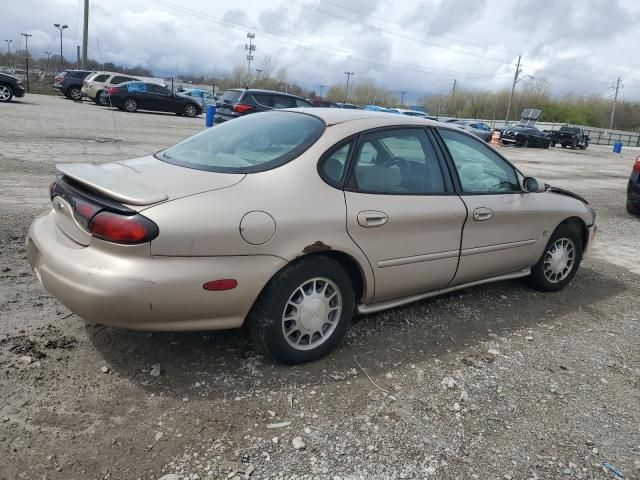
<box><xmin>570</xmin><ymin>140</ymin><xmax>577</xmax><ymax>150</ymax></box>
<box><xmin>68</xmin><ymin>86</ymin><xmax>82</xmax><ymax>101</ymax></box>
<box><xmin>94</xmin><ymin>91</ymin><xmax>103</xmax><ymax>105</ymax></box>
<box><xmin>184</xmin><ymin>104</ymin><xmax>198</xmax><ymax>117</ymax></box>
<box><xmin>627</xmin><ymin>200</ymin><xmax>640</xmax><ymax>215</ymax></box>
<box><xmin>527</xmin><ymin>224</ymin><xmax>583</xmax><ymax>292</ymax></box>
<box><xmin>551</xmin><ymin>141</ymin><xmax>556</xmax><ymax>147</ymax></box>
<box><xmin>247</xmin><ymin>256</ymin><xmax>355</xmax><ymax>365</ymax></box>
<box><xmin>521</xmin><ymin>139</ymin><xmax>529</xmax><ymax>148</ymax></box>
<box><xmin>0</xmin><ymin>84</ymin><xmax>13</xmax><ymax>102</ymax></box>
<box><xmin>123</xmin><ymin>97</ymin><xmax>138</xmax><ymax>112</ymax></box>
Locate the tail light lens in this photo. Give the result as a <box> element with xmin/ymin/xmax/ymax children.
<box><xmin>233</xmin><ymin>103</ymin><xmax>254</xmax><ymax>113</ymax></box>
<box><xmin>633</xmin><ymin>158</ymin><xmax>640</xmax><ymax>173</ymax></box>
<box><xmin>55</xmin><ymin>76</ymin><xmax>64</xmax><ymax>82</ymax></box>
<box><xmin>89</xmin><ymin>211</ymin><xmax>159</xmax><ymax>244</ymax></box>
<box><xmin>105</xmin><ymin>87</ymin><xmax>119</xmax><ymax>95</ymax></box>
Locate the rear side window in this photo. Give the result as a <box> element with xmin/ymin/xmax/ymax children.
<box><xmin>295</xmin><ymin>98</ymin><xmax>313</xmax><ymax>108</ymax></box>
<box><xmin>319</xmin><ymin>142</ymin><xmax>352</xmax><ymax>186</ymax></box>
<box><xmin>220</xmin><ymin>90</ymin><xmax>243</xmax><ymax>103</ymax></box>
<box><xmin>252</xmin><ymin>94</ymin><xmax>272</xmax><ymax>106</ymax></box>
<box><xmin>273</xmin><ymin>95</ymin><xmax>296</xmax><ymax>108</ymax></box>
<box><xmin>93</xmin><ymin>74</ymin><xmax>109</xmax><ymax>82</ymax></box>
<box><xmin>159</xmin><ymin>111</ymin><xmax>325</xmax><ymax>173</ymax></box>
<box><xmin>127</xmin><ymin>82</ymin><xmax>146</xmax><ymax>93</ymax></box>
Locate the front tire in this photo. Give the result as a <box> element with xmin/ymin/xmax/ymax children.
<box><xmin>527</xmin><ymin>224</ymin><xmax>583</xmax><ymax>292</ymax></box>
<box><xmin>0</xmin><ymin>84</ymin><xmax>13</xmax><ymax>102</ymax></box>
<box><xmin>627</xmin><ymin>200</ymin><xmax>640</xmax><ymax>215</ymax></box>
<box><xmin>123</xmin><ymin>97</ymin><xmax>138</xmax><ymax>112</ymax></box>
<box><xmin>248</xmin><ymin>256</ymin><xmax>355</xmax><ymax>365</ymax></box>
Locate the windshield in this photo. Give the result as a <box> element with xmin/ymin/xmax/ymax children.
<box><xmin>559</xmin><ymin>127</ymin><xmax>579</xmax><ymax>132</ymax></box>
<box><xmin>158</xmin><ymin>111</ymin><xmax>325</xmax><ymax>173</ymax></box>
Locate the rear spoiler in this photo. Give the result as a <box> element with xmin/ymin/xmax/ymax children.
<box><xmin>56</xmin><ymin>163</ymin><xmax>168</xmax><ymax>206</ymax></box>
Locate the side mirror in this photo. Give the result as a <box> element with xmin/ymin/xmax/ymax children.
<box><xmin>523</xmin><ymin>177</ymin><xmax>546</xmax><ymax>193</ymax></box>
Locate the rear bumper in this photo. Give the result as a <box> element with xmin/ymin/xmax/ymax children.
<box><xmin>14</xmin><ymin>87</ymin><xmax>25</xmax><ymax>98</ymax></box>
<box><xmin>26</xmin><ymin>211</ymin><xmax>287</xmax><ymax>331</ymax></box>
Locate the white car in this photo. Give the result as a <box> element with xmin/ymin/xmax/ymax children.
<box><xmin>82</xmin><ymin>72</ymin><xmax>142</xmax><ymax>104</ymax></box>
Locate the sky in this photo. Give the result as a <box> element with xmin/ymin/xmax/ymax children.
<box><xmin>3</xmin><ymin>0</ymin><xmax>640</xmax><ymax>103</ymax></box>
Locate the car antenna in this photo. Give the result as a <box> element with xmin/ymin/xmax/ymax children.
<box><xmin>96</xmin><ymin>37</ymin><xmax>122</xmax><ymax>155</ymax></box>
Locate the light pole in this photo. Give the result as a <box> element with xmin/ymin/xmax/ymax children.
<box><xmin>44</xmin><ymin>51</ymin><xmax>52</xmax><ymax>75</ymax></box>
<box><xmin>343</xmin><ymin>72</ymin><xmax>354</xmax><ymax>103</ymax></box>
<box><xmin>319</xmin><ymin>85</ymin><xmax>324</xmax><ymax>98</ymax></box>
<box><xmin>4</xmin><ymin>39</ymin><xmax>12</xmax><ymax>67</ymax></box>
<box><xmin>400</xmin><ymin>91</ymin><xmax>406</xmax><ymax>105</ymax></box>
<box><xmin>20</xmin><ymin>33</ymin><xmax>32</xmax><ymax>92</ymax></box>
<box><xmin>53</xmin><ymin>23</ymin><xmax>68</xmax><ymax>71</ymax></box>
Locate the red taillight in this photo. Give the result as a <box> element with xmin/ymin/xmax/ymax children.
<box><xmin>233</xmin><ymin>103</ymin><xmax>254</xmax><ymax>113</ymax></box>
<box><xmin>203</xmin><ymin>279</ymin><xmax>238</xmax><ymax>291</ymax></box>
<box><xmin>89</xmin><ymin>211</ymin><xmax>158</xmax><ymax>244</ymax></box>
<box><xmin>633</xmin><ymin>158</ymin><xmax>640</xmax><ymax>173</ymax></box>
<box><xmin>55</xmin><ymin>76</ymin><xmax>64</xmax><ymax>82</ymax></box>
<box><xmin>105</xmin><ymin>86</ymin><xmax>119</xmax><ymax>95</ymax></box>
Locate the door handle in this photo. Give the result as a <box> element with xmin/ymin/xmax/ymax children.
<box><xmin>473</xmin><ymin>207</ymin><xmax>494</xmax><ymax>221</ymax></box>
<box><xmin>357</xmin><ymin>210</ymin><xmax>388</xmax><ymax>228</ymax></box>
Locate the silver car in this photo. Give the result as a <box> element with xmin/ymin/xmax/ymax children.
<box><xmin>452</xmin><ymin>120</ymin><xmax>493</xmax><ymax>142</ymax></box>
<box><xmin>26</xmin><ymin>109</ymin><xmax>596</xmax><ymax>364</ymax></box>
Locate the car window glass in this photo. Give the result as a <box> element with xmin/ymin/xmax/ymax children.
<box><xmin>440</xmin><ymin>129</ymin><xmax>519</xmax><ymax>194</ymax></box>
<box><xmin>252</xmin><ymin>94</ymin><xmax>271</xmax><ymax>106</ymax></box>
<box><xmin>295</xmin><ymin>98</ymin><xmax>312</xmax><ymax>108</ymax></box>
<box><xmin>352</xmin><ymin>129</ymin><xmax>445</xmax><ymax>194</ymax></box>
<box><xmin>273</xmin><ymin>95</ymin><xmax>296</xmax><ymax>108</ymax></box>
<box><xmin>127</xmin><ymin>82</ymin><xmax>146</xmax><ymax>93</ymax></box>
<box><xmin>220</xmin><ymin>90</ymin><xmax>243</xmax><ymax>103</ymax></box>
<box><xmin>93</xmin><ymin>74</ymin><xmax>108</xmax><ymax>82</ymax></box>
<box><xmin>321</xmin><ymin>142</ymin><xmax>351</xmax><ymax>186</ymax></box>
<box><xmin>110</xmin><ymin>76</ymin><xmax>129</xmax><ymax>84</ymax></box>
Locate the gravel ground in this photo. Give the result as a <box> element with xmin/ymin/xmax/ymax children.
<box><xmin>1</xmin><ymin>95</ymin><xmax>639</xmax><ymax>480</ymax></box>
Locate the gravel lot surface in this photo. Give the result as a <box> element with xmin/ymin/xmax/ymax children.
<box><xmin>1</xmin><ymin>95</ymin><xmax>639</xmax><ymax>480</ymax></box>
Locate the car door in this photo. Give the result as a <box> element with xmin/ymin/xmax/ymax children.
<box><xmin>146</xmin><ymin>84</ymin><xmax>175</xmax><ymax>111</ymax></box>
<box><xmin>343</xmin><ymin>128</ymin><xmax>467</xmax><ymax>302</ymax></box>
<box><xmin>437</xmin><ymin>128</ymin><xmax>546</xmax><ymax>285</ymax></box>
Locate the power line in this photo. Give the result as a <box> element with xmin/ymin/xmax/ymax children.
<box><xmin>147</xmin><ymin>0</ymin><xmax>511</xmax><ymax>81</ymax></box>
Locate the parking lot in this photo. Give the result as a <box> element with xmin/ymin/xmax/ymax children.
<box><xmin>1</xmin><ymin>94</ymin><xmax>639</xmax><ymax>480</ymax></box>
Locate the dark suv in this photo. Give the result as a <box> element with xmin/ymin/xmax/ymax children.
<box><xmin>54</xmin><ymin>70</ymin><xmax>94</xmax><ymax>100</ymax></box>
<box><xmin>215</xmin><ymin>88</ymin><xmax>313</xmax><ymax>123</ymax></box>
<box><xmin>627</xmin><ymin>157</ymin><xmax>640</xmax><ymax>215</ymax></box>
<box><xmin>0</xmin><ymin>72</ymin><xmax>26</xmax><ymax>102</ymax></box>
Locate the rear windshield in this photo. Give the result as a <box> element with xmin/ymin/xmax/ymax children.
<box><xmin>220</xmin><ymin>90</ymin><xmax>243</xmax><ymax>104</ymax></box>
<box><xmin>158</xmin><ymin>111</ymin><xmax>325</xmax><ymax>173</ymax></box>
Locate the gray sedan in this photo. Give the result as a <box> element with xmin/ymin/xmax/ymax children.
<box><xmin>452</xmin><ymin>120</ymin><xmax>493</xmax><ymax>142</ymax></box>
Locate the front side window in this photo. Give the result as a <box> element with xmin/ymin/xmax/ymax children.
<box><xmin>351</xmin><ymin>129</ymin><xmax>446</xmax><ymax>194</ymax></box>
<box><xmin>110</xmin><ymin>76</ymin><xmax>129</xmax><ymax>85</ymax></box>
<box><xmin>159</xmin><ymin>111</ymin><xmax>325</xmax><ymax>173</ymax></box>
<box><xmin>439</xmin><ymin>128</ymin><xmax>519</xmax><ymax>194</ymax></box>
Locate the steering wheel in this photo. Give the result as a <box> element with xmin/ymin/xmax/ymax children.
<box><xmin>381</xmin><ymin>156</ymin><xmax>408</xmax><ymax>169</ymax></box>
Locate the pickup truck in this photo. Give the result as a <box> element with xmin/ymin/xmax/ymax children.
<box><xmin>545</xmin><ymin>126</ymin><xmax>590</xmax><ymax>150</ymax></box>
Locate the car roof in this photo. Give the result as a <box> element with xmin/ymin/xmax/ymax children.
<box><xmin>284</xmin><ymin>107</ymin><xmax>442</xmax><ymax>127</ymax></box>
<box><xmin>227</xmin><ymin>88</ymin><xmax>305</xmax><ymax>98</ymax></box>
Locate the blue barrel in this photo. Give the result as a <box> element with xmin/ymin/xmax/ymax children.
<box><xmin>205</xmin><ymin>105</ymin><xmax>216</xmax><ymax>128</ymax></box>
<box><xmin>613</xmin><ymin>141</ymin><xmax>623</xmax><ymax>153</ymax></box>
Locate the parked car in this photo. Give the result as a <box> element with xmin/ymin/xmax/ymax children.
<box><xmin>177</xmin><ymin>88</ymin><xmax>217</xmax><ymax>108</ymax></box>
<box><xmin>500</xmin><ymin>125</ymin><xmax>551</xmax><ymax>148</ymax></box>
<box><xmin>335</xmin><ymin>102</ymin><xmax>361</xmax><ymax>109</ymax></box>
<box><xmin>26</xmin><ymin>109</ymin><xmax>596</xmax><ymax>364</ymax></box>
<box><xmin>387</xmin><ymin>108</ymin><xmax>437</xmax><ymax>120</ymax></box>
<box><xmin>307</xmin><ymin>98</ymin><xmax>340</xmax><ymax>108</ymax></box>
<box><xmin>215</xmin><ymin>88</ymin><xmax>313</xmax><ymax>123</ymax></box>
<box><xmin>103</xmin><ymin>81</ymin><xmax>201</xmax><ymax>117</ymax></box>
<box><xmin>451</xmin><ymin>120</ymin><xmax>493</xmax><ymax>141</ymax></box>
<box><xmin>0</xmin><ymin>72</ymin><xmax>26</xmax><ymax>102</ymax></box>
<box><xmin>53</xmin><ymin>70</ymin><xmax>94</xmax><ymax>100</ymax></box>
<box><xmin>627</xmin><ymin>156</ymin><xmax>640</xmax><ymax>215</ymax></box>
<box><xmin>545</xmin><ymin>126</ymin><xmax>590</xmax><ymax>149</ymax></box>
<box><xmin>82</xmin><ymin>71</ymin><xmax>143</xmax><ymax>105</ymax></box>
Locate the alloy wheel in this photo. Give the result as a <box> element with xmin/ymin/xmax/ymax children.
<box><xmin>69</xmin><ymin>88</ymin><xmax>82</xmax><ymax>100</ymax></box>
<box><xmin>281</xmin><ymin>277</ymin><xmax>342</xmax><ymax>351</ymax></box>
<box><xmin>543</xmin><ymin>238</ymin><xmax>576</xmax><ymax>283</ymax></box>
<box><xmin>124</xmin><ymin>99</ymin><xmax>137</xmax><ymax>112</ymax></box>
<box><xmin>185</xmin><ymin>105</ymin><xmax>197</xmax><ymax>117</ymax></box>
<box><xmin>0</xmin><ymin>85</ymin><xmax>11</xmax><ymax>101</ymax></box>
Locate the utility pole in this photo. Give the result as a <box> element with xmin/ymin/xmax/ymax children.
<box><xmin>76</xmin><ymin>45</ymin><xmax>80</xmax><ymax>69</ymax></box>
<box><xmin>452</xmin><ymin>79</ymin><xmax>457</xmax><ymax>94</ymax></box>
<box><xmin>609</xmin><ymin>76</ymin><xmax>622</xmax><ymax>130</ymax></box>
<box><xmin>505</xmin><ymin>55</ymin><xmax>521</xmax><ymax>125</ymax></box>
<box><xmin>82</xmin><ymin>0</ymin><xmax>89</xmax><ymax>69</ymax></box>
<box><xmin>20</xmin><ymin>33</ymin><xmax>32</xmax><ymax>92</ymax></box>
<box><xmin>343</xmin><ymin>71</ymin><xmax>354</xmax><ymax>103</ymax></box>
<box><xmin>400</xmin><ymin>91</ymin><xmax>406</xmax><ymax>105</ymax></box>
<box><xmin>245</xmin><ymin>33</ymin><xmax>256</xmax><ymax>78</ymax></box>
<box><xmin>319</xmin><ymin>85</ymin><xmax>324</xmax><ymax>98</ymax></box>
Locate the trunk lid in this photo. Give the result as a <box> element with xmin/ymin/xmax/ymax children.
<box><xmin>52</xmin><ymin>156</ymin><xmax>245</xmax><ymax>244</ymax></box>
